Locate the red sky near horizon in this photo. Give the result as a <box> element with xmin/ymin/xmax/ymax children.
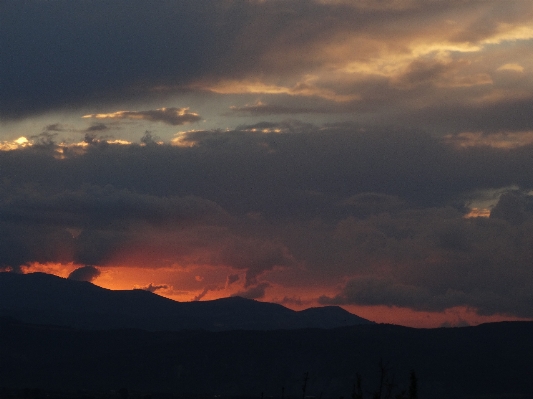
<box><xmin>19</xmin><ymin>262</ymin><xmax>529</xmax><ymax>329</ymax></box>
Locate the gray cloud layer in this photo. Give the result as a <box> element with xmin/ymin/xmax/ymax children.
<box><xmin>2</xmin><ymin>0</ymin><xmax>532</xmax><ymax>137</ymax></box>
<box><xmin>2</xmin><ymin>125</ymin><xmax>533</xmax><ymax>316</ymax></box>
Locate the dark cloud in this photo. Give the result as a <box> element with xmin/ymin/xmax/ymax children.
<box><xmin>68</xmin><ymin>265</ymin><xmax>101</xmax><ymax>282</ymax></box>
<box><xmin>140</xmin><ymin>131</ymin><xmax>161</xmax><ymax>145</ymax></box>
<box><xmin>3</xmin><ymin>125</ymin><xmax>533</xmax><ymax>317</ymax></box>
<box><xmin>340</xmin><ymin>193</ymin><xmax>407</xmax><ymax>218</ymax></box>
<box><xmin>83</xmin><ymin>108</ymin><xmax>201</xmax><ymax>126</ymax></box>
<box><xmin>0</xmin><ymin>181</ymin><xmax>227</xmax><ymax>268</ymax></box>
<box><xmin>226</xmin><ymin>274</ymin><xmax>240</xmax><ymax>286</ymax></box>
<box><xmin>0</xmin><ymin>223</ymin><xmax>74</xmax><ymax>272</ymax></box>
<box><xmin>193</xmin><ymin>287</ymin><xmax>210</xmax><ymax>301</ymax></box>
<box><xmin>3</xmin><ymin>124</ymin><xmax>533</xmax><ymax>217</ymax></box>
<box><xmin>86</xmin><ymin>123</ymin><xmax>109</xmax><ymax>132</ymax></box>
<box><xmin>136</xmin><ymin>283</ymin><xmax>169</xmax><ymax>293</ymax></box>
<box><xmin>29</xmin><ymin>132</ymin><xmax>58</xmax><ymax>147</ymax></box>
<box><xmin>233</xmin><ymin>282</ymin><xmax>270</xmax><ymax>300</ymax></box>
<box><xmin>0</xmin><ymin>0</ymin><xmax>227</xmax><ymax>118</ymax></box>
<box><xmin>402</xmin><ymin>96</ymin><xmax>533</xmax><ymax>135</ymax></box>
<box><xmin>0</xmin><ymin>184</ymin><xmax>226</xmax><ymax>229</ymax></box>
<box><xmin>4</xmin><ymin>0</ymin><xmax>529</xmax><ymax>122</ymax></box>
<box><xmin>489</xmin><ymin>191</ymin><xmax>530</xmax><ymax>225</ymax></box>
<box><xmin>317</xmin><ymin>197</ymin><xmax>533</xmax><ymax>317</ymax></box>
<box><xmin>44</xmin><ymin>124</ymin><xmax>67</xmax><ymax>132</ymax></box>
<box><xmin>216</xmin><ymin>238</ymin><xmax>294</xmax><ymax>287</ymax></box>
<box><xmin>279</xmin><ymin>296</ymin><xmax>311</xmax><ymax>307</ymax></box>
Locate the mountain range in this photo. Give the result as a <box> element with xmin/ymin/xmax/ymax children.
<box><xmin>1</xmin><ymin>273</ymin><xmax>533</xmax><ymax>398</ymax></box>
<box><xmin>0</xmin><ymin>272</ymin><xmax>373</xmax><ymax>331</ymax></box>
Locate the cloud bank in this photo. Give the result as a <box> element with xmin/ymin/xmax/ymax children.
<box><xmin>1</xmin><ymin>0</ymin><xmax>532</xmax><ymax>136</ymax></box>
<box><xmin>1</xmin><ymin>125</ymin><xmax>533</xmax><ymax>321</ymax></box>
<box><xmin>2</xmin><ymin>0</ymin><xmax>533</xmax><ymax>326</ymax></box>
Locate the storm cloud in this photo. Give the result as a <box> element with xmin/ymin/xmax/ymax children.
<box><xmin>1</xmin><ymin>126</ymin><xmax>533</xmax><ymax>319</ymax></box>
<box><xmin>1</xmin><ymin>0</ymin><xmax>532</xmax><ymax>137</ymax></box>
<box><xmin>68</xmin><ymin>265</ymin><xmax>101</xmax><ymax>282</ymax></box>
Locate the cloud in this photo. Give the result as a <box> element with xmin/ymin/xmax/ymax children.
<box><xmin>233</xmin><ymin>282</ymin><xmax>270</xmax><ymax>300</ymax></box>
<box><xmin>193</xmin><ymin>287</ymin><xmax>210</xmax><ymax>301</ymax></box>
<box><xmin>44</xmin><ymin>124</ymin><xmax>68</xmax><ymax>132</ymax></box>
<box><xmin>215</xmin><ymin>238</ymin><xmax>295</xmax><ymax>287</ymax></box>
<box><xmin>228</xmin><ymin>103</ymin><xmax>331</xmax><ymax>116</ymax></box>
<box><xmin>2</xmin><ymin>0</ymin><xmax>532</xmax><ymax>133</ymax></box>
<box><xmin>86</xmin><ymin>123</ymin><xmax>110</xmax><ymax>132</ymax></box>
<box><xmin>135</xmin><ymin>283</ymin><xmax>169</xmax><ymax>293</ymax></box>
<box><xmin>391</xmin><ymin>58</ymin><xmax>493</xmax><ymax>89</ymax></box>
<box><xmin>497</xmin><ymin>63</ymin><xmax>525</xmax><ymax>73</ymax></box>
<box><xmin>3</xmin><ymin>125</ymin><xmax>533</xmax><ymax>317</ymax></box>
<box><xmin>226</xmin><ymin>274</ymin><xmax>240</xmax><ymax>286</ymax></box>
<box><xmin>279</xmin><ymin>296</ymin><xmax>312</xmax><ymax>307</ymax></box>
<box><xmin>82</xmin><ymin>108</ymin><xmax>201</xmax><ymax>126</ymax></box>
<box><xmin>1</xmin><ymin>0</ymin><xmax>533</xmax><ymax>327</ymax></box>
<box><xmin>0</xmin><ymin>137</ymin><xmax>32</xmax><ymax>151</ymax></box>
<box><xmin>489</xmin><ymin>191</ymin><xmax>532</xmax><ymax>225</ymax></box>
<box><xmin>68</xmin><ymin>265</ymin><xmax>101</xmax><ymax>282</ymax></box>
<box><xmin>444</xmin><ymin>131</ymin><xmax>533</xmax><ymax>149</ymax></box>
<box><xmin>0</xmin><ymin>181</ymin><xmax>228</xmax><ymax>268</ymax></box>
<box><xmin>316</xmin><ymin>197</ymin><xmax>533</xmax><ymax>317</ymax></box>
<box><xmin>205</xmin><ymin>79</ymin><xmax>357</xmax><ymax>102</ymax></box>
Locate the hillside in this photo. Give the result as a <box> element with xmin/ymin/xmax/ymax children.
<box><xmin>0</xmin><ymin>317</ymin><xmax>532</xmax><ymax>399</ymax></box>
<box><xmin>0</xmin><ymin>272</ymin><xmax>372</xmax><ymax>331</ymax></box>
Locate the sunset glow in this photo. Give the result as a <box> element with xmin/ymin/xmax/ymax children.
<box><xmin>2</xmin><ymin>0</ymin><xmax>533</xmax><ymax>328</ymax></box>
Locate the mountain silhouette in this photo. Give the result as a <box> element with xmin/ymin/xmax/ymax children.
<box><xmin>0</xmin><ymin>272</ymin><xmax>373</xmax><ymax>330</ymax></box>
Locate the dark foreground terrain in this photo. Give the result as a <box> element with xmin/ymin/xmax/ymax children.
<box><xmin>1</xmin><ymin>317</ymin><xmax>533</xmax><ymax>399</ymax></box>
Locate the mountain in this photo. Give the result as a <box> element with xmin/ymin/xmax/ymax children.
<box><xmin>1</xmin><ymin>317</ymin><xmax>532</xmax><ymax>399</ymax></box>
<box><xmin>0</xmin><ymin>272</ymin><xmax>373</xmax><ymax>331</ymax></box>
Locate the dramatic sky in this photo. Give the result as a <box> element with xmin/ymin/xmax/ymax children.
<box><xmin>2</xmin><ymin>0</ymin><xmax>533</xmax><ymax>327</ymax></box>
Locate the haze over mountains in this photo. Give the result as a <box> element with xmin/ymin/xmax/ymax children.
<box><xmin>0</xmin><ymin>272</ymin><xmax>373</xmax><ymax>331</ymax></box>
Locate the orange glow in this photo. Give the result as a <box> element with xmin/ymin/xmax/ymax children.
<box><xmin>21</xmin><ymin>262</ymin><xmax>79</xmax><ymax>278</ymax></box>
<box><xmin>0</xmin><ymin>136</ymin><xmax>32</xmax><ymax>151</ymax></box>
<box><xmin>464</xmin><ymin>208</ymin><xmax>491</xmax><ymax>218</ymax></box>
<box><xmin>253</xmin><ymin>284</ymin><xmax>532</xmax><ymax>328</ymax></box>
<box><xmin>445</xmin><ymin>131</ymin><xmax>533</xmax><ymax>149</ymax></box>
<box><xmin>17</xmin><ymin>263</ymin><xmax>533</xmax><ymax>328</ymax></box>
<box><xmin>194</xmin><ymin>78</ymin><xmax>357</xmax><ymax>102</ymax></box>
<box><xmin>497</xmin><ymin>63</ymin><xmax>525</xmax><ymax>73</ymax></box>
<box><xmin>339</xmin><ymin>304</ymin><xmax>531</xmax><ymax>328</ymax></box>
<box><xmin>91</xmin><ymin>264</ymin><xmax>247</xmax><ymax>303</ymax></box>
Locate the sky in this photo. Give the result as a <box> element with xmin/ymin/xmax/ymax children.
<box><xmin>1</xmin><ymin>0</ymin><xmax>533</xmax><ymax>328</ymax></box>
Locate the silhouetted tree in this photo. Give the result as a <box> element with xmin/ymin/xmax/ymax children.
<box><xmin>408</xmin><ymin>371</ymin><xmax>417</xmax><ymax>399</ymax></box>
<box><xmin>373</xmin><ymin>359</ymin><xmax>391</xmax><ymax>399</ymax></box>
<box><xmin>302</xmin><ymin>371</ymin><xmax>309</xmax><ymax>399</ymax></box>
<box><xmin>352</xmin><ymin>373</ymin><xmax>363</xmax><ymax>399</ymax></box>
<box><xmin>118</xmin><ymin>388</ymin><xmax>128</xmax><ymax>399</ymax></box>
<box><xmin>384</xmin><ymin>376</ymin><xmax>396</xmax><ymax>399</ymax></box>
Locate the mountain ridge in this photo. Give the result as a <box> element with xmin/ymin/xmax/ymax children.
<box><xmin>0</xmin><ymin>272</ymin><xmax>373</xmax><ymax>331</ymax></box>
